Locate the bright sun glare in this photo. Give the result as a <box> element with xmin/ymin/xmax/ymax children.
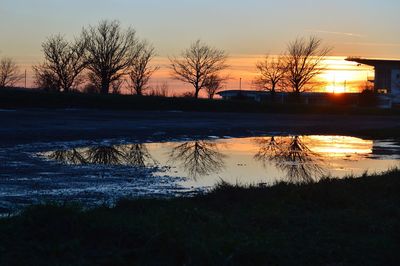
<box><xmin>326</xmin><ymin>85</ymin><xmax>346</xmax><ymax>93</ymax></box>
<box><xmin>319</xmin><ymin>58</ymin><xmax>374</xmax><ymax>93</ymax></box>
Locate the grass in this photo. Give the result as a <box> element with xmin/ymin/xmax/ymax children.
<box><xmin>1</xmin><ymin>88</ymin><xmax>400</xmax><ymax>115</ymax></box>
<box><xmin>0</xmin><ymin>169</ymin><xmax>399</xmax><ymax>265</ymax></box>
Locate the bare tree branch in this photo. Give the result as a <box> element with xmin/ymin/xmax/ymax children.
<box><xmin>82</xmin><ymin>20</ymin><xmax>141</xmax><ymax>94</ymax></box>
<box><xmin>169</xmin><ymin>40</ymin><xmax>228</xmax><ymax>98</ymax></box>
<box><xmin>0</xmin><ymin>57</ymin><xmax>22</xmax><ymax>88</ymax></box>
<box><xmin>128</xmin><ymin>41</ymin><xmax>159</xmax><ymax>95</ymax></box>
<box><xmin>284</xmin><ymin>36</ymin><xmax>331</xmax><ymax>94</ymax></box>
<box><xmin>254</xmin><ymin>55</ymin><xmax>287</xmax><ymax>93</ymax></box>
<box><xmin>204</xmin><ymin>74</ymin><xmax>227</xmax><ymax>99</ymax></box>
<box><xmin>33</xmin><ymin>34</ymin><xmax>87</xmax><ymax>92</ymax></box>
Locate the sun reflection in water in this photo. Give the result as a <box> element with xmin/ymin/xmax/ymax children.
<box><xmin>300</xmin><ymin>136</ymin><xmax>373</xmax><ymax>158</ymax></box>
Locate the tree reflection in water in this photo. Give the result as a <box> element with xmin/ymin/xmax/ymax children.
<box><xmin>255</xmin><ymin>136</ymin><xmax>325</xmax><ymax>183</ymax></box>
<box><xmin>85</xmin><ymin>146</ymin><xmax>125</xmax><ymax>165</ymax></box>
<box><xmin>48</xmin><ymin>148</ymin><xmax>87</xmax><ymax>164</ymax></box>
<box><xmin>169</xmin><ymin>140</ymin><xmax>225</xmax><ymax>180</ymax></box>
<box><xmin>123</xmin><ymin>144</ymin><xmax>157</xmax><ymax>167</ymax></box>
<box><xmin>47</xmin><ymin>143</ymin><xmax>156</xmax><ymax>167</ymax></box>
<box><xmin>254</xmin><ymin>136</ymin><xmax>281</xmax><ymax>166</ymax></box>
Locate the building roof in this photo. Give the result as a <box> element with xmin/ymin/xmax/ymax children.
<box><xmin>217</xmin><ymin>90</ymin><xmax>269</xmax><ymax>95</ymax></box>
<box><xmin>346</xmin><ymin>57</ymin><xmax>400</xmax><ymax>67</ymax></box>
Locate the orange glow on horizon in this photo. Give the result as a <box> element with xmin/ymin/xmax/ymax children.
<box><xmin>14</xmin><ymin>55</ymin><xmax>375</xmax><ymax>95</ymax></box>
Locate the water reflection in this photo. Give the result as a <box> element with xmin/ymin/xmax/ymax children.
<box><xmin>46</xmin><ymin>144</ymin><xmax>156</xmax><ymax>167</ymax></box>
<box><xmin>255</xmin><ymin>136</ymin><xmax>325</xmax><ymax>183</ymax></box>
<box><xmin>124</xmin><ymin>144</ymin><xmax>157</xmax><ymax>167</ymax></box>
<box><xmin>40</xmin><ymin>135</ymin><xmax>400</xmax><ymax>186</ymax></box>
<box><xmin>48</xmin><ymin>148</ymin><xmax>87</xmax><ymax>164</ymax></box>
<box><xmin>86</xmin><ymin>146</ymin><xmax>125</xmax><ymax>165</ymax></box>
<box><xmin>168</xmin><ymin>140</ymin><xmax>225</xmax><ymax>180</ymax></box>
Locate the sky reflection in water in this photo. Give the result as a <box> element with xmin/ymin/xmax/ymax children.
<box><xmin>40</xmin><ymin>136</ymin><xmax>400</xmax><ymax>187</ymax></box>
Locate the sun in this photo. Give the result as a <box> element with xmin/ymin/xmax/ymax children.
<box><xmin>326</xmin><ymin>85</ymin><xmax>346</xmax><ymax>93</ymax></box>
<box><xmin>318</xmin><ymin>58</ymin><xmax>374</xmax><ymax>93</ymax></box>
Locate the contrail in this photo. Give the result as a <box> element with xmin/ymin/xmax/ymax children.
<box><xmin>305</xmin><ymin>29</ymin><xmax>365</xmax><ymax>38</ymax></box>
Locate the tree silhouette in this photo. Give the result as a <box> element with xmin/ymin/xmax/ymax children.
<box><xmin>254</xmin><ymin>55</ymin><xmax>287</xmax><ymax>95</ymax></box>
<box><xmin>82</xmin><ymin>20</ymin><xmax>141</xmax><ymax>94</ymax></box>
<box><xmin>204</xmin><ymin>74</ymin><xmax>226</xmax><ymax>99</ymax></box>
<box><xmin>284</xmin><ymin>36</ymin><xmax>331</xmax><ymax>94</ymax></box>
<box><xmin>169</xmin><ymin>140</ymin><xmax>225</xmax><ymax>180</ymax></box>
<box><xmin>0</xmin><ymin>57</ymin><xmax>22</xmax><ymax>88</ymax></box>
<box><xmin>170</xmin><ymin>40</ymin><xmax>228</xmax><ymax>98</ymax></box>
<box><xmin>128</xmin><ymin>41</ymin><xmax>159</xmax><ymax>95</ymax></box>
<box><xmin>33</xmin><ymin>34</ymin><xmax>87</xmax><ymax>92</ymax></box>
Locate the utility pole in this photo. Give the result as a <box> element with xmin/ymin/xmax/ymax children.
<box><xmin>333</xmin><ymin>73</ymin><xmax>336</xmax><ymax>93</ymax></box>
<box><xmin>239</xmin><ymin>78</ymin><xmax>242</xmax><ymax>91</ymax></box>
<box><xmin>24</xmin><ymin>69</ymin><xmax>27</xmax><ymax>88</ymax></box>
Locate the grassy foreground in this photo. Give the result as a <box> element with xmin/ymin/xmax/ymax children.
<box><xmin>0</xmin><ymin>170</ymin><xmax>399</xmax><ymax>265</ymax></box>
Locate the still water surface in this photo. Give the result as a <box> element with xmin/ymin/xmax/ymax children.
<box><xmin>1</xmin><ymin>135</ymin><xmax>399</xmax><ymax>212</ymax></box>
<box><xmin>40</xmin><ymin>135</ymin><xmax>400</xmax><ymax>187</ymax></box>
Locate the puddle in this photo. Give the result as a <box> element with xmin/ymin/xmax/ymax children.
<box><xmin>1</xmin><ymin>135</ymin><xmax>399</xmax><ymax>213</ymax></box>
<box><xmin>38</xmin><ymin>135</ymin><xmax>400</xmax><ymax>186</ymax></box>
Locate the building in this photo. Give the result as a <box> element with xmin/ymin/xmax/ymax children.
<box><xmin>217</xmin><ymin>90</ymin><xmax>269</xmax><ymax>102</ymax></box>
<box><xmin>217</xmin><ymin>90</ymin><xmax>365</xmax><ymax>105</ymax></box>
<box><xmin>346</xmin><ymin>57</ymin><xmax>400</xmax><ymax>107</ymax></box>
<box><xmin>218</xmin><ymin>58</ymin><xmax>400</xmax><ymax>108</ymax></box>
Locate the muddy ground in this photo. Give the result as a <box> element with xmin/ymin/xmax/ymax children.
<box><xmin>2</xmin><ymin>109</ymin><xmax>400</xmax><ymax>145</ymax></box>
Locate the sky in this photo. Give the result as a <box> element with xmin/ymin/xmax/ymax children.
<box><xmin>1</xmin><ymin>0</ymin><xmax>399</xmax><ymax>93</ymax></box>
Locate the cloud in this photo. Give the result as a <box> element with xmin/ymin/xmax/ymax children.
<box><xmin>305</xmin><ymin>29</ymin><xmax>365</xmax><ymax>38</ymax></box>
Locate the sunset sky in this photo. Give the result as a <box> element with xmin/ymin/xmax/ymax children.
<box><xmin>1</xmin><ymin>0</ymin><xmax>400</xmax><ymax>94</ymax></box>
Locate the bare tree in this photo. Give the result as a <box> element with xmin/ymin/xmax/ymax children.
<box><xmin>0</xmin><ymin>57</ymin><xmax>22</xmax><ymax>88</ymax></box>
<box><xmin>111</xmin><ymin>79</ymin><xmax>124</xmax><ymax>94</ymax></box>
<box><xmin>254</xmin><ymin>55</ymin><xmax>287</xmax><ymax>94</ymax></box>
<box><xmin>170</xmin><ymin>40</ymin><xmax>228</xmax><ymax>98</ymax></box>
<box><xmin>284</xmin><ymin>36</ymin><xmax>331</xmax><ymax>94</ymax></box>
<box><xmin>128</xmin><ymin>41</ymin><xmax>159</xmax><ymax>95</ymax></box>
<box><xmin>33</xmin><ymin>34</ymin><xmax>87</xmax><ymax>92</ymax></box>
<box><xmin>33</xmin><ymin>66</ymin><xmax>59</xmax><ymax>91</ymax></box>
<box><xmin>82</xmin><ymin>20</ymin><xmax>141</xmax><ymax>94</ymax></box>
<box><xmin>204</xmin><ymin>74</ymin><xmax>226</xmax><ymax>99</ymax></box>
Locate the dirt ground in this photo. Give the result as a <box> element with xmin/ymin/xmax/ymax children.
<box><xmin>2</xmin><ymin>108</ymin><xmax>400</xmax><ymax>146</ymax></box>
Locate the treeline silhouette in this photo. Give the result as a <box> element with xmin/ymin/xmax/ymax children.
<box><xmin>1</xmin><ymin>19</ymin><xmax>341</xmax><ymax>99</ymax></box>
